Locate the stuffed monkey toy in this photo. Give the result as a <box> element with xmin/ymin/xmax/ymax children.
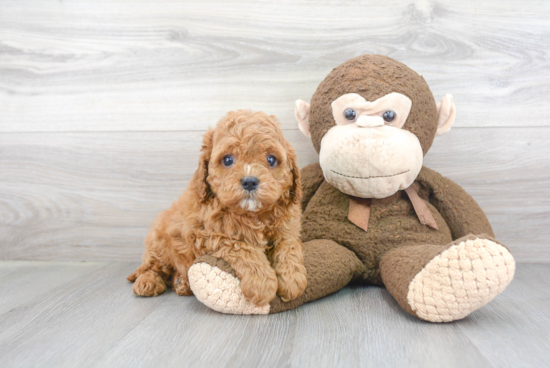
<box><xmin>187</xmin><ymin>55</ymin><xmax>515</xmax><ymax>322</ymax></box>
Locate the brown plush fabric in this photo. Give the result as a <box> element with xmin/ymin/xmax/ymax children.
<box><xmin>308</xmin><ymin>55</ymin><xmax>438</xmax><ymax>155</ymax></box>
<box><xmin>416</xmin><ymin>167</ymin><xmax>495</xmax><ymax>239</ymax></box>
<box><xmin>193</xmin><ymin>255</ymin><xmax>237</xmax><ymax>278</ymax></box>
<box><xmin>269</xmin><ymin>239</ymin><xmax>365</xmax><ymax>314</ymax></box>
<box><xmin>380</xmin><ymin>242</ymin><xmax>454</xmax><ymax>318</ymax></box>
<box><xmin>301</xmin><ymin>171</ymin><xmax>453</xmax><ymax>284</ymax></box>
<box><xmin>299</xmin><ymin>163</ymin><xmax>325</xmax><ymax>211</ymax></box>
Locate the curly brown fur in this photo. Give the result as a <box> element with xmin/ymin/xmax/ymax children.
<box><xmin>128</xmin><ymin>110</ymin><xmax>307</xmax><ymax>305</ymax></box>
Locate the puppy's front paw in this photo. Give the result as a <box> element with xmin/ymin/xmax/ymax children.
<box><xmin>276</xmin><ymin>264</ymin><xmax>307</xmax><ymax>302</ymax></box>
<box><xmin>172</xmin><ymin>273</ymin><xmax>194</xmax><ymax>296</ymax></box>
<box><xmin>240</xmin><ymin>267</ymin><xmax>278</xmax><ymax>306</ymax></box>
<box><xmin>133</xmin><ymin>270</ymin><xmax>166</xmax><ymax>297</ymax></box>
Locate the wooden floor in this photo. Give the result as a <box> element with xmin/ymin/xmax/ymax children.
<box><xmin>0</xmin><ymin>261</ymin><xmax>548</xmax><ymax>368</ymax></box>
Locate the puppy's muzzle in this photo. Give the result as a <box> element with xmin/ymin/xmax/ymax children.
<box><xmin>241</xmin><ymin>176</ymin><xmax>259</xmax><ymax>192</ymax></box>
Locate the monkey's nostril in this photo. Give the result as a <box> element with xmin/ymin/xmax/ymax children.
<box><xmin>241</xmin><ymin>176</ymin><xmax>259</xmax><ymax>192</ymax></box>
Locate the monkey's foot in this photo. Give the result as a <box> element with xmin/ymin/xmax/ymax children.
<box><xmin>188</xmin><ymin>256</ymin><xmax>270</xmax><ymax>315</ymax></box>
<box><xmin>407</xmin><ymin>237</ymin><xmax>515</xmax><ymax>322</ymax></box>
<box><xmin>381</xmin><ymin>235</ymin><xmax>516</xmax><ymax>322</ymax></box>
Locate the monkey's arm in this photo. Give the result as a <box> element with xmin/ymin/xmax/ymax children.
<box><xmin>300</xmin><ymin>163</ymin><xmax>325</xmax><ymax>212</ymax></box>
<box><xmin>416</xmin><ymin>166</ymin><xmax>495</xmax><ymax>239</ymax></box>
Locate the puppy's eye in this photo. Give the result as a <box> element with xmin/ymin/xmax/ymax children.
<box><xmin>344</xmin><ymin>108</ymin><xmax>357</xmax><ymax>121</ymax></box>
<box><xmin>222</xmin><ymin>155</ymin><xmax>234</xmax><ymax>167</ymax></box>
<box><xmin>267</xmin><ymin>155</ymin><xmax>277</xmax><ymax>168</ymax></box>
<box><xmin>383</xmin><ymin>110</ymin><xmax>396</xmax><ymax>122</ymax></box>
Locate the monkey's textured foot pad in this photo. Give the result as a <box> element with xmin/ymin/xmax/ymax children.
<box><xmin>188</xmin><ymin>260</ymin><xmax>270</xmax><ymax>315</ymax></box>
<box><xmin>407</xmin><ymin>238</ymin><xmax>515</xmax><ymax>322</ymax></box>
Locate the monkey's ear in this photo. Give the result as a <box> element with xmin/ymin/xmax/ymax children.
<box><xmin>435</xmin><ymin>94</ymin><xmax>456</xmax><ymax>136</ymax></box>
<box><xmin>295</xmin><ymin>100</ymin><xmax>311</xmax><ymax>138</ymax></box>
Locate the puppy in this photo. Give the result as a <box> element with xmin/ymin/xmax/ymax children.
<box><xmin>128</xmin><ymin>110</ymin><xmax>307</xmax><ymax>306</ymax></box>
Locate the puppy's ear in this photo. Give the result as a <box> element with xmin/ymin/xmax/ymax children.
<box><xmin>287</xmin><ymin>145</ymin><xmax>302</xmax><ymax>205</ymax></box>
<box><xmin>191</xmin><ymin>129</ymin><xmax>214</xmax><ymax>203</ymax></box>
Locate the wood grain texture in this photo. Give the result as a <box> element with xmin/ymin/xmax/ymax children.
<box><xmin>1</xmin><ymin>0</ymin><xmax>550</xmax><ymax>131</ymax></box>
<box><xmin>0</xmin><ymin>130</ymin><xmax>314</xmax><ymax>261</ymax></box>
<box><xmin>0</xmin><ymin>260</ymin><xmax>104</xmax><ymax>315</ymax></box>
<box><xmin>1</xmin><ymin>128</ymin><xmax>548</xmax><ymax>262</ymax></box>
<box><xmin>0</xmin><ymin>262</ymin><xmax>164</xmax><ymax>368</ymax></box>
<box><xmin>426</xmin><ymin>127</ymin><xmax>550</xmax><ymax>262</ymax></box>
<box><xmin>1</xmin><ymin>0</ymin><xmax>549</xmax><ymax>262</ymax></box>
<box><xmin>0</xmin><ymin>261</ymin><xmax>548</xmax><ymax>367</ymax></box>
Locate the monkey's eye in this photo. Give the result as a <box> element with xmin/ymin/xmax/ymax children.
<box><xmin>222</xmin><ymin>155</ymin><xmax>234</xmax><ymax>167</ymax></box>
<box><xmin>383</xmin><ymin>110</ymin><xmax>396</xmax><ymax>122</ymax></box>
<box><xmin>267</xmin><ymin>155</ymin><xmax>277</xmax><ymax>168</ymax></box>
<box><xmin>344</xmin><ymin>108</ymin><xmax>357</xmax><ymax>121</ymax></box>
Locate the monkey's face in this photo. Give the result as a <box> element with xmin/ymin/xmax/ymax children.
<box><xmin>319</xmin><ymin>92</ymin><xmax>422</xmax><ymax>198</ymax></box>
<box><xmin>295</xmin><ymin>55</ymin><xmax>456</xmax><ymax>200</ymax></box>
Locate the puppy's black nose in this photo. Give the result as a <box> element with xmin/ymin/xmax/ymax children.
<box><xmin>241</xmin><ymin>176</ymin><xmax>259</xmax><ymax>192</ymax></box>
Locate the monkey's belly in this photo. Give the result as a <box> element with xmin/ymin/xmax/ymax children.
<box><xmin>301</xmin><ymin>182</ymin><xmax>453</xmax><ymax>284</ymax></box>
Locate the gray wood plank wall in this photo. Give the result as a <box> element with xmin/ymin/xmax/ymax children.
<box><xmin>1</xmin><ymin>0</ymin><xmax>549</xmax><ymax>262</ymax></box>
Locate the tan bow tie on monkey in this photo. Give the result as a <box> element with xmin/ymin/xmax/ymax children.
<box><xmin>188</xmin><ymin>55</ymin><xmax>515</xmax><ymax>323</ymax></box>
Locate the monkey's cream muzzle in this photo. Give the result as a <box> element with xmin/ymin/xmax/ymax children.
<box><xmin>319</xmin><ymin>123</ymin><xmax>423</xmax><ymax>199</ymax></box>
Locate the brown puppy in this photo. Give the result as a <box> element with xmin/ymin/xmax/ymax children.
<box><xmin>128</xmin><ymin>110</ymin><xmax>307</xmax><ymax>306</ymax></box>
